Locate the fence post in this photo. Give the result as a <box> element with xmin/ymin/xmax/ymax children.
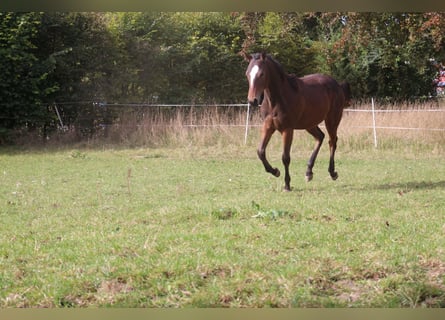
<box><xmin>371</xmin><ymin>97</ymin><xmax>378</xmax><ymax>148</ymax></box>
<box><xmin>53</xmin><ymin>103</ymin><xmax>64</xmax><ymax>128</ymax></box>
<box><xmin>244</xmin><ymin>103</ymin><xmax>250</xmax><ymax>145</ymax></box>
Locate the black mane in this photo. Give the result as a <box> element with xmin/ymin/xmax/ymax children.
<box><xmin>265</xmin><ymin>54</ymin><xmax>287</xmax><ymax>80</ymax></box>
<box><xmin>286</xmin><ymin>73</ymin><xmax>299</xmax><ymax>91</ymax></box>
<box><xmin>263</xmin><ymin>54</ymin><xmax>299</xmax><ymax>90</ymax></box>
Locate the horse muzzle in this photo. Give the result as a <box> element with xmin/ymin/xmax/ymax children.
<box><xmin>248</xmin><ymin>98</ymin><xmax>259</xmax><ymax>108</ymax></box>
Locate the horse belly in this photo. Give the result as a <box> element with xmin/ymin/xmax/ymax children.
<box><xmin>292</xmin><ymin>88</ymin><xmax>331</xmax><ymax>129</ymax></box>
<box><xmin>292</xmin><ymin>105</ymin><xmax>328</xmax><ymax>129</ymax></box>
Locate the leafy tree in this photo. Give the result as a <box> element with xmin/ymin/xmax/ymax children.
<box><xmin>35</xmin><ymin>12</ymin><xmax>119</xmax><ymax>102</ymax></box>
<box><xmin>258</xmin><ymin>13</ymin><xmax>318</xmax><ymax>75</ymax></box>
<box><xmin>30</xmin><ymin>12</ymin><xmax>124</xmax><ymax>138</ymax></box>
<box><xmin>0</xmin><ymin>12</ymin><xmax>57</xmax><ymax>142</ymax></box>
<box><xmin>166</xmin><ymin>12</ymin><xmax>245</xmax><ymax>103</ymax></box>
<box><xmin>108</xmin><ymin>12</ymin><xmax>246</xmax><ymax>103</ymax></box>
<box><xmin>105</xmin><ymin>12</ymin><xmax>173</xmax><ymax>102</ymax></box>
<box><xmin>239</xmin><ymin>12</ymin><xmax>318</xmax><ymax>76</ymax></box>
<box><xmin>327</xmin><ymin>13</ymin><xmax>441</xmax><ymax>101</ymax></box>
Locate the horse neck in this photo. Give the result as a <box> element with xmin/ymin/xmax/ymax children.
<box><xmin>265</xmin><ymin>64</ymin><xmax>288</xmax><ymax>107</ymax></box>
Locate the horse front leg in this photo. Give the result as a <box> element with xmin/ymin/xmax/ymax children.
<box><xmin>281</xmin><ymin>129</ymin><xmax>294</xmax><ymax>191</ymax></box>
<box><xmin>257</xmin><ymin>119</ymin><xmax>280</xmax><ymax>178</ymax></box>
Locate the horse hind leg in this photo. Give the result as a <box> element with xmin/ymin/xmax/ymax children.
<box><xmin>328</xmin><ymin>136</ymin><xmax>339</xmax><ymax>180</ymax></box>
<box><xmin>305</xmin><ymin>126</ymin><xmax>325</xmax><ymax>182</ymax></box>
<box><xmin>325</xmin><ymin>120</ymin><xmax>340</xmax><ymax>180</ymax></box>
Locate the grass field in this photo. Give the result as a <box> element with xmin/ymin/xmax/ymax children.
<box><xmin>1</xmin><ymin>141</ymin><xmax>444</xmax><ymax>307</ymax></box>
<box><xmin>1</xmin><ymin>105</ymin><xmax>445</xmax><ymax>307</ymax></box>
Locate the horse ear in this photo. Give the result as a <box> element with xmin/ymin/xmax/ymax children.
<box><xmin>239</xmin><ymin>50</ymin><xmax>251</xmax><ymax>62</ymax></box>
<box><xmin>260</xmin><ymin>52</ymin><xmax>267</xmax><ymax>60</ymax></box>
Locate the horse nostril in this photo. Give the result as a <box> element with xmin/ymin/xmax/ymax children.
<box><xmin>249</xmin><ymin>99</ymin><xmax>258</xmax><ymax>107</ymax></box>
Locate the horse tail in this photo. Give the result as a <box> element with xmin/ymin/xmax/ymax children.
<box><xmin>340</xmin><ymin>81</ymin><xmax>351</xmax><ymax>107</ymax></box>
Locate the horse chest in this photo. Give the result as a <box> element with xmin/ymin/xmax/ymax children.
<box><xmin>261</xmin><ymin>105</ymin><xmax>290</xmax><ymax>131</ymax></box>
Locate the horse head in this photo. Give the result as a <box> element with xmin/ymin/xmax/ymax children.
<box><xmin>245</xmin><ymin>52</ymin><xmax>268</xmax><ymax>107</ymax></box>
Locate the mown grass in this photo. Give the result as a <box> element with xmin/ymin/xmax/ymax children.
<box><xmin>1</xmin><ymin>133</ymin><xmax>444</xmax><ymax>307</ymax></box>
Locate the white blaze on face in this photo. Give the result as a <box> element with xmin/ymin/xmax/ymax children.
<box><xmin>249</xmin><ymin>65</ymin><xmax>260</xmax><ymax>88</ymax></box>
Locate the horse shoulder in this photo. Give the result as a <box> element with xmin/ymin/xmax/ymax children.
<box><xmin>260</xmin><ymin>98</ymin><xmax>275</xmax><ymax>118</ymax></box>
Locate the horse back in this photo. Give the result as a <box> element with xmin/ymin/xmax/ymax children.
<box><xmin>301</xmin><ymin>74</ymin><xmax>349</xmax><ymax>108</ymax></box>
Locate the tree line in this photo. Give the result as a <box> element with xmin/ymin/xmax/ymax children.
<box><xmin>1</xmin><ymin>12</ymin><xmax>444</xmax><ymax>143</ymax></box>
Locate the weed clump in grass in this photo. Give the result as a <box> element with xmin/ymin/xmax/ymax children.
<box><xmin>70</xmin><ymin>150</ymin><xmax>87</xmax><ymax>159</ymax></box>
<box><xmin>211</xmin><ymin>207</ymin><xmax>238</xmax><ymax>220</ymax></box>
<box><xmin>250</xmin><ymin>201</ymin><xmax>297</xmax><ymax>220</ymax></box>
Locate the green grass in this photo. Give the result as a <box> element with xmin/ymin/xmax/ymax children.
<box><xmin>0</xmin><ymin>140</ymin><xmax>444</xmax><ymax>307</ymax></box>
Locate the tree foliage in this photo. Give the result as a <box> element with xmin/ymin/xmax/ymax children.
<box><xmin>327</xmin><ymin>13</ymin><xmax>444</xmax><ymax>101</ymax></box>
<box><xmin>1</xmin><ymin>12</ymin><xmax>444</xmax><ymax>143</ymax></box>
<box><xmin>0</xmin><ymin>12</ymin><xmax>57</xmax><ymax>140</ymax></box>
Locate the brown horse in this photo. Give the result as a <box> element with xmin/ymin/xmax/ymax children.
<box><xmin>245</xmin><ymin>52</ymin><xmax>350</xmax><ymax>191</ymax></box>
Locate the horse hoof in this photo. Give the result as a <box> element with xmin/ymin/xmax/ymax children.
<box><xmin>305</xmin><ymin>174</ymin><xmax>313</xmax><ymax>182</ymax></box>
<box><xmin>274</xmin><ymin>168</ymin><xmax>281</xmax><ymax>177</ymax></box>
<box><xmin>331</xmin><ymin>172</ymin><xmax>338</xmax><ymax>180</ymax></box>
<box><xmin>283</xmin><ymin>187</ymin><xmax>291</xmax><ymax>192</ymax></box>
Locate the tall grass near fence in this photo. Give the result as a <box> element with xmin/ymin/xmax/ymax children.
<box><xmin>339</xmin><ymin>103</ymin><xmax>445</xmax><ymax>152</ymax></box>
<box><xmin>108</xmin><ymin>106</ymin><xmax>252</xmax><ymax>148</ymax></box>
<box><xmin>26</xmin><ymin>101</ymin><xmax>445</xmax><ymax>154</ymax></box>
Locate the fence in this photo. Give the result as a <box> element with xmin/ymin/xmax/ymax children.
<box><xmin>341</xmin><ymin>98</ymin><xmax>445</xmax><ymax>147</ymax></box>
<box><xmin>52</xmin><ymin>100</ymin><xmax>445</xmax><ymax>147</ymax></box>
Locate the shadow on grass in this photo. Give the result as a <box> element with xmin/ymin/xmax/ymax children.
<box><xmin>373</xmin><ymin>180</ymin><xmax>445</xmax><ymax>191</ymax></box>
<box><xmin>342</xmin><ymin>180</ymin><xmax>445</xmax><ymax>192</ymax></box>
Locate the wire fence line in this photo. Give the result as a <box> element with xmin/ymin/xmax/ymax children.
<box><xmin>344</xmin><ymin>109</ymin><xmax>445</xmax><ymax>113</ymax></box>
<box><xmin>53</xmin><ymin>101</ymin><xmax>445</xmax><ymax>112</ymax></box>
<box><xmin>52</xmin><ymin>101</ymin><xmax>445</xmax><ymax>130</ymax></box>
<box><xmin>346</xmin><ymin>126</ymin><xmax>445</xmax><ymax>132</ymax></box>
<box><xmin>46</xmin><ymin>100</ymin><xmax>445</xmax><ymax>146</ymax></box>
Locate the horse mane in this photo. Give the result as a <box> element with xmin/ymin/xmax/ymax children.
<box><xmin>265</xmin><ymin>54</ymin><xmax>287</xmax><ymax>79</ymax></box>
<box><xmin>266</xmin><ymin>55</ymin><xmax>299</xmax><ymax>91</ymax></box>
<box><xmin>287</xmin><ymin>74</ymin><xmax>299</xmax><ymax>91</ymax></box>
